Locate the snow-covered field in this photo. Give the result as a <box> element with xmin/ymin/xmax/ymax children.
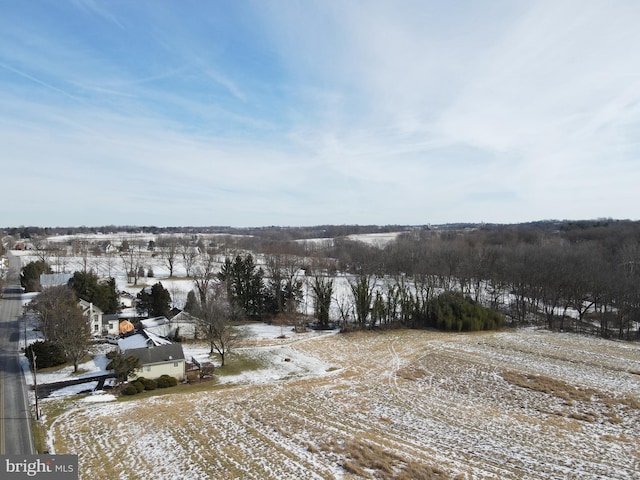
<box><xmin>10</xmin><ymin>243</ymin><xmax>640</xmax><ymax>478</ymax></box>
<box><xmin>45</xmin><ymin>328</ymin><xmax>640</xmax><ymax>480</ymax></box>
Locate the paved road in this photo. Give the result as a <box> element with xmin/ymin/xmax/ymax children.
<box><xmin>0</xmin><ymin>252</ymin><xmax>35</xmax><ymax>454</ymax></box>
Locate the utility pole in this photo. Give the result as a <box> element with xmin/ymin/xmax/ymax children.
<box><xmin>31</xmin><ymin>347</ymin><xmax>39</xmax><ymax>420</ymax></box>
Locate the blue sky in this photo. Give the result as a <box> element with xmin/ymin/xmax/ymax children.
<box><xmin>1</xmin><ymin>0</ymin><xmax>639</xmax><ymax>227</ymax></box>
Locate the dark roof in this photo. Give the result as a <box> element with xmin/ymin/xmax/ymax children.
<box><xmin>126</xmin><ymin>343</ymin><xmax>185</xmax><ymax>365</ymax></box>
<box><xmin>103</xmin><ymin>314</ymin><xmax>119</xmax><ymax>323</ymax></box>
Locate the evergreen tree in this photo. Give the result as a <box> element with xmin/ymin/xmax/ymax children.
<box><xmin>106</xmin><ymin>351</ymin><xmax>142</xmax><ymax>384</ymax></box>
<box><xmin>136</xmin><ymin>282</ymin><xmax>172</xmax><ymax>317</ymax></box>
<box><xmin>25</xmin><ymin>340</ymin><xmax>67</xmax><ymax>368</ymax></box>
<box><xmin>184</xmin><ymin>290</ymin><xmax>198</xmax><ymax>314</ymax></box>
<box><xmin>218</xmin><ymin>254</ymin><xmax>266</xmax><ymax>318</ymax></box>
<box><xmin>20</xmin><ymin>260</ymin><xmax>52</xmax><ymax>292</ymax></box>
<box><xmin>427</xmin><ymin>292</ymin><xmax>504</xmax><ymax>332</ymax></box>
<box><xmin>68</xmin><ymin>271</ymin><xmax>119</xmax><ymax>314</ymax></box>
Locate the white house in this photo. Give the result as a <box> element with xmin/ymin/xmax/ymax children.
<box><xmin>101</xmin><ymin>314</ymin><xmax>121</xmax><ymax>336</ymax></box>
<box><xmin>169</xmin><ymin>310</ymin><xmax>198</xmax><ymax>340</ymax></box>
<box><xmin>140</xmin><ymin>316</ymin><xmax>174</xmax><ymax>338</ymax></box>
<box><xmin>79</xmin><ymin>299</ymin><xmax>104</xmax><ymax>337</ymax></box>
<box><xmin>118</xmin><ymin>291</ymin><xmax>135</xmax><ymax>309</ymax></box>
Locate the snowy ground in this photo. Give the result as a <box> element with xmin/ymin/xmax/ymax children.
<box><xmin>44</xmin><ymin>328</ymin><xmax>640</xmax><ymax>480</ymax></box>
<box><xmin>26</xmin><ymin>323</ymin><xmax>338</xmax><ymax>398</ymax></box>
<box><xmin>11</xmin><ymin>246</ymin><xmax>640</xmax><ymax>478</ymax></box>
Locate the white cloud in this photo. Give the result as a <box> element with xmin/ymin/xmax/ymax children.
<box><xmin>0</xmin><ymin>1</ymin><xmax>639</xmax><ymax>226</ymax></box>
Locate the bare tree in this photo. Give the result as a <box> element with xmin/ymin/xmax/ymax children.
<box><xmin>193</xmin><ymin>250</ymin><xmax>218</xmax><ymax>304</ymax></box>
<box><xmin>194</xmin><ymin>283</ymin><xmax>245</xmax><ymax>366</ymax></box>
<box><xmin>29</xmin><ymin>285</ymin><xmax>76</xmax><ymax>342</ymax></box>
<box><xmin>334</xmin><ymin>290</ymin><xmax>353</xmax><ymax>330</ymax></box>
<box><xmin>103</xmin><ymin>248</ymin><xmax>117</xmax><ymax>278</ymax></box>
<box><xmin>50</xmin><ymin>242</ymin><xmax>67</xmax><ymax>274</ymax></box>
<box><xmin>29</xmin><ymin>285</ymin><xmax>91</xmax><ymax>372</ymax></box>
<box><xmin>349</xmin><ymin>274</ymin><xmax>376</xmax><ymax>329</ymax></box>
<box><xmin>54</xmin><ymin>301</ymin><xmax>91</xmax><ymax>373</ymax></box>
<box><xmin>76</xmin><ymin>240</ymin><xmax>91</xmax><ymax>273</ymax></box>
<box><xmin>31</xmin><ymin>235</ymin><xmax>50</xmax><ymax>263</ymax></box>
<box><xmin>265</xmin><ymin>254</ymin><xmax>304</xmax><ymax>316</ymax></box>
<box><xmin>311</xmin><ymin>275</ymin><xmax>333</xmax><ymax>329</ymax></box>
<box><xmin>157</xmin><ymin>235</ymin><xmax>180</xmax><ymax>277</ymax></box>
<box><xmin>120</xmin><ymin>239</ymin><xmax>145</xmax><ymax>285</ymax></box>
<box><xmin>179</xmin><ymin>238</ymin><xmax>199</xmax><ymax>278</ymax></box>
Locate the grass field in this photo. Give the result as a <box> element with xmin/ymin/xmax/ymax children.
<box><xmin>45</xmin><ymin>328</ymin><xmax>640</xmax><ymax>479</ymax></box>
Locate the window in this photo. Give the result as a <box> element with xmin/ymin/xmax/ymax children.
<box><xmin>173</xmin><ymin>362</ymin><xmax>179</xmax><ymax>367</ymax></box>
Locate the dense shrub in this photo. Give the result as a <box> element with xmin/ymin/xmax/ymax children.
<box><xmin>144</xmin><ymin>379</ymin><xmax>157</xmax><ymax>390</ymax></box>
<box><xmin>20</xmin><ymin>260</ymin><xmax>52</xmax><ymax>292</ymax></box>
<box><xmin>122</xmin><ymin>385</ymin><xmax>138</xmax><ymax>396</ymax></box>
<box><xmin>156</xmin><ymin>375</ymin><xmax>178</xmax><ymax>388</ymax></box>
<box><xmin>132</xmin><ymin>381</ymin><xmax>145</xmax><ymax>393</ymax></box>
<box><xmin>427</xmin><ymin>292</ymin><xmax>504</xmax><ymax>332</ymax></box>
<box><xmin>25</xmin><ymin>340</ymin><xmax>67</xmax><ymax>368</ymax></box>
<box><xmin>138</xmin><ymin>377</ymin><xmax>157</xmax><ymax>391</ymax></box>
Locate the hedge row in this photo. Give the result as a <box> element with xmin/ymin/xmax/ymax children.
<box><xmin>121</xmin><ymin>375</ymin><xmax>178</xmax><ymax>396</ymax></box>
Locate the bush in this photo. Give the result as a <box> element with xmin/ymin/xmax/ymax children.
<box><xmin>122</xmin><ymin>385</ymin><xmax>138</xmax><ymax>396</ymax></box>
<box><xmin>139</xmin><ymin>378</ymin><xmax>157</xmax><ymax>391</ymax></box>
<box><xmin>132</xmin><ymin>381</ymin><xmax>145</xmax><ymax>393</ymax></box>
<box><xmin>156</xmin><ymin>375</ymin><xmax>178</xmax><ymax>388</ymax></box>
<box><xmin>427</xmin><ymin>292</ymin><xmax>504</xmax><ymax>332</ymax></box>
<box><xmin>25</xmin><ymin>340</ymin><xmax>67</xmax><ymax>368</ymax></box>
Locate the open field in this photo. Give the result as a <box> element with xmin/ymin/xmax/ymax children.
<box><xmin>46</xmin><ymin>328</ymin><xmax>640</xmax><ymax>479</ymax></box>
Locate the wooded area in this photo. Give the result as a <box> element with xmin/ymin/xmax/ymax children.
<box><xmin>6</xmin><ymin>219</ymin><xmax>640</xmax><ymax>341</ymax></box>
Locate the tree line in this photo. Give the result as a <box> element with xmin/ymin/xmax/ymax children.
<box><xmin>15</xmin><ymin>220</ymin><xmax>640</xmax><ymax>345</ymax></box>
<box><xmin>323</xmin><ymin>221</ymin><xmax>640</xmax><ymax>340</ymax></box>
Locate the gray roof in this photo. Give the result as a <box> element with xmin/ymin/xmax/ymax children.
<box><xmin>40</xmin><ymin>273</ymin><xmax>73</xmax><ymax>288</ymax></box>
<box><xmin>102</xmin><ymin>314</ymin><xmax>119</xmax><ymax>326</ymax></box>
<box><xmin>126</xmin><ymin>343</ymin><xmax>185</xmax><ymax>366</ymax></box>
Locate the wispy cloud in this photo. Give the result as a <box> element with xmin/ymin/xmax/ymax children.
<box><xmin>71</xmin><ymin>0</ymin><xmax>126</xmax><ymax>29</ymax></box>
<box><xmin>0</xmin><ymin>62</ymin><xmax>81</xmax><ymax>101</ymax></box>
<box><xmin>0</xmin><ymin>1</ymin><xmax>638</xmax><ymax>226</ymax></box>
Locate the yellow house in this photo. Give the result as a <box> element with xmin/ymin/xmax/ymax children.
<box><xmin>126</xmin><ymin>343</ymin><xmax>186</xmax><ymax>381</ymax></box>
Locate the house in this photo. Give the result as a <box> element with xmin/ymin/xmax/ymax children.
<box><xmin>40</xmin><ymin>273</ymin><xmax>73</xmax><ymax>289</ymax></box>
<box><xmin>140</xmin><ymin>316</ymin><xmax>174</xmax><ymax>338</ymax></box>
<box><xmin>117</xmin><ymin>329</ymin><xmax>172</xmax><ymax>351</ymax></box>
<box><xmin>101</xmin><ymin>314</ymin><xmax>121</xmax><ymax>336</ymax></box>
<box><xmin>125</xmin><ymin>343</ymin><xmax>186</xmax><ymax>381</ymax></box>
<box><xmin>79</xmin><ymin>299</ymin><xmax>104</xmax><ymax>336</ymax></box>
<box><xmin>98</xmin><ymin>240</ymin><xmax>118</xmax><ymax>255</ymax></box>
<box><xmin>169</xmin><ymin>310</ymin><xmax>198</xmax><ymax>340</ymax></box>
<box><xmin>118</xmin><ymin>333</ymin><xmax>152</xmax><ymax>351</ymax></box>
<box><xmin>119</xmin><ymin>291</ymin><xmax>135</xmax><ymax>309</ymax></box>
